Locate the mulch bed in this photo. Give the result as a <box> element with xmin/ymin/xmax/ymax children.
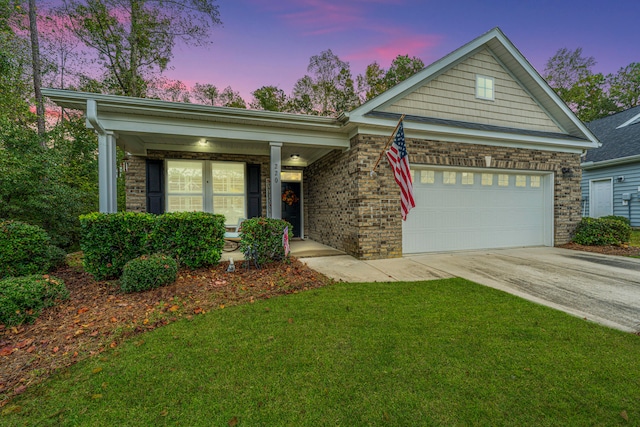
<box><xmin>0</xmin><ymin>258</ymin><xmax>332</xmax><ymax>405</ymax></box>
<box><xmin>558</xmin><ymin>242</ymin><xmax>640</xmax><ymax>257</ymax></box>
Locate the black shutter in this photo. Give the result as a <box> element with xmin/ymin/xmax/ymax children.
<box><xmin>247</xmin><ymin>163</ymin><xmax>261</xmax><ymax>218</ymax></box>
<box><xmin>146</xmin><ymin>159</ymin><xmax>164</xmax><ymax>214</ymax></box>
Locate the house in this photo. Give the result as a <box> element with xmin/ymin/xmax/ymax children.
<box><xmin>42</xmin><ymin>27</ymin><xmax>598</xmax><ymax>260</ymax></box>
<box><xmin>581</xmin><ymin>106</ymin><xmax>640</xmax><ymax>227</ymax></box>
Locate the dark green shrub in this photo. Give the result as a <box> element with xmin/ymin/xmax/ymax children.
<box><xmin>0</xmin><ymin>220</ymin><xmax>51</xmax><ymax>279</ymax></box>
<box><xmin>120</xmin><ymin>254</ymin><xmax>178</xmax><ymax>293</ymax></box>
<box><xmin>149</xmin><ymin>212</ymin><xmax>225</xmax><ymax>269</ymax></box>
<box><xmin>239</xmin><ymin>217</ymin><xmax>292</xmax><ymax>266</ymax></box>
<box><xmin>600</xmin><ymin>215</ymin><xmax>631</xmax><ymax>225</ymax></box>
<box><xmin>573</xmin><ymin>217</ymin><xmax>631</xmax><ymax>246</ymax></box>
<box><xmin>0</xmin><ymin>275</ymin><xmax>69</xmax><ymax>326</ymax></box>
<box><xmin>47</xmin><ymin>245</ymin><xmax>67</xmax><ymax>270</ymax></box>
<box><xmin>79</xmin><ymin>212</ymin><xmax>155</xmax><ymax>280</ymax></box>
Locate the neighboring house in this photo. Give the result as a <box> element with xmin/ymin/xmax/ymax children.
<box><xmin>43</xmin><ymin>27</ymin><xmax>598</xmax><ymax>260</ymax></box>
<box><xmin>581</xmin><ymin>106</ymin><xmax>640</xmax><ymax>227</ymax></box>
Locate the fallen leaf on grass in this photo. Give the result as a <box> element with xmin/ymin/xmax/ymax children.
<box><xmin>92</xmin><ymin>367</ymin><xmax>102</xmax><ymax>374</ymax></box>
<box><xmin>160</xmin><ymin>409</ymin><xmax>169</xmax><ymax>417</ymax></box>
<box><xmin>91</xmin><ymin>394</ymin><xmax>102</xmax><ymax>400</ymax></box>
<box><xmin>0</xmin><ymin>346</ymin><xmax>14</xmax><ymax>356</ymax></box>
<box><xmin>52</xmin><ymin>346</ymin><xmax>59</xmax><ymax>353</ymax></box>
<box><xmin>621</xmin><ymin>410</ymin><xmax>628</xmax><ymax>421</ymax></box>
<box><xmin>109</xmin><ymin>342</ymin><xmax>117</xmax><ymax>348</ymax></box>
<box><xmin>228</xmin><ymin>416</ymin><xmax>238</xmax><ymax>426</ymax></box>
<box><xmin>168</xmin><ymin>305</ymin><xmax>179</xmax><ymax>312</ymax></box>
<box><xmin>77</xmin><ymin>307</ymin><xmax>89</xmax><ymax>314</ymax></box>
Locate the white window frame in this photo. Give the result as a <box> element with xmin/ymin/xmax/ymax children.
<box><xmin>476</xmin><ymin>75</ymin><xmax>495</xmax><ymax>100</ymax></box>
<box><xmin>165</xmin><ymin>160</ymin><xmax>247</xmax><ymax>225</ymax></box>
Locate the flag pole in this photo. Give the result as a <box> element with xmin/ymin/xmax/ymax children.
<box><xmin>370</xmin><ymin>114</ymin><xmax>406</xmax><ymax>176</ymax></box>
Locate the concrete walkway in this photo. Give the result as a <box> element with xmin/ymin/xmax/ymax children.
<box><xmin>302</xmin><ymin>247</ymin><xmax>640</xmax><ymax>333</ymax></box>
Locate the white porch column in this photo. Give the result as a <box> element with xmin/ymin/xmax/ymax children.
<box><xmin>270</xmin><ymin>142</ymin><xmax>282</xmax><ymax>219</ymax></box>
<box><xmin>98</xmin><ymin>131</ymin><xmax>118</xmax><ymax>213</ymax></box>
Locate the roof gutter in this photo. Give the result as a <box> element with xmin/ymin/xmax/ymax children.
<box><xmin>581</xmin><ymin>153</ymin><xmax>640</xmax><ymax>170</ymax></box>
<box><xmin>86</xmin><ymin>99</ymin><xmax>106</xmax><ymax>135</ymax></box>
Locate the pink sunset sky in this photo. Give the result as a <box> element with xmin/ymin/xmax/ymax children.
<box><xmin>45</xmin><ymin>0</ymin><xmax>640</xmax><ymax>102</ymax></box>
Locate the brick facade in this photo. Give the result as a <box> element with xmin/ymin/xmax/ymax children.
<box><xmin>125</xmin><ymin>150</ymin><xmax>270</xmax><ymax>216</ymax></box>
<box><xmin>304</xmin><ymin>134</ymin><xmax>582</xmax><ymax>259</ymax></box>
<box><xmin>124</xmin><ymin>137</ymin><xmax>582</xmax><ymax>261</ymax></box>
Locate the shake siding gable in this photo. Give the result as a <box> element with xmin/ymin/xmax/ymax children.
<box><xmin>382</xmin><ymin>49</ymin><xmax>562</xmax><ymax>134</ymax></box>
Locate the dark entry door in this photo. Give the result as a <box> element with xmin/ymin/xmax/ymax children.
<box><xmin>281</xmin><ymin>182</ymin><xmax>301</xmax><ymax>238</ymax></box>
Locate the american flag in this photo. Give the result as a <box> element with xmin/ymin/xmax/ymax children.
<box><xmin>386</xmin><ymin>121</ymin><xmax>415</xmax><ymax>220</ymax></box>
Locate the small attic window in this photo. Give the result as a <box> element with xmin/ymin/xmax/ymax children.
<box><xmin>476</xmin><ymin>75</ymin><xmax>494</xmax><ymax>100</ymax></box>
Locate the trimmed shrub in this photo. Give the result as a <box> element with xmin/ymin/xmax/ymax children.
<box><xmin>600</xmin><ymin>215</ymin><xmax>631</xmax><ymax>225</ymax></box>
<box><xmin>120</xmin><ymin>254</ymin><xmax>178</xmax><ymax>293</ymax></box>
<box><xmin>573</xmin><ymin>217</ymin><xmax>631</xmax><ymax>246</ymax></box>
<box><xmin>239</xmin><ymin>217</ymin><xmax>292</xmax><ymax>266</ymax></box>
<box><xmin>79</xmin><ymin>212</ymin><xmax>155</xmax><ymax>280</ymax></box>
<box><xmin>0</xmin><ymin>275</ymin><xmax>69</xmax><ymax>326</ymax></box>
<box><xmin>0</xmin><ymin>220</ymin><xmax>51</xmax><ymax>279</ymax></box>
<box><xmin>149</xmin><ymin>212</ymin><xmax>225</xmax><ymax>269</ymax></box>
<box><xmin>47</xmin><ymin>245</ymin><xmax>67</xmax><ymax>270</ymax></box>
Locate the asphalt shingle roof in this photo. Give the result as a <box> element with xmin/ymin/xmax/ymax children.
<box><xmin>584</xmin><ymin>106</ymin><xmax>640</xmax><ymax>163</ymax></box>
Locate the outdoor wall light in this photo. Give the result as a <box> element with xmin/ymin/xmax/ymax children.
<box><xmin>617</xmin><ymin>176</ymin><xmax>625</xmax><ymax>182</ymax></box>
<box><xmin>561</xmin><ymin>167</ymin><xmax>573</xmax><ymax>177</ymax></box>
<box><xmin>290</xmin><ymin>154</ymin><xmax>300</xmax><ymax>160</ymax></box>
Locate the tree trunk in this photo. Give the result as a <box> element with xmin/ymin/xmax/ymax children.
<box><xmin>29</xmin><ymin>0</ymin><xmax>46</xmax><ymax>141</ymax></box>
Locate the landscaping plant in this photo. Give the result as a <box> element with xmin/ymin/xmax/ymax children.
<box><xmin>239</xmin><ymin>217</ymin><xmax>292</xmax><ymax>266</ymax></box>
<box><xmin>0</xmin><ymin>274</ymin><xmax>69</xmax><ymax>326</ymax></box>
<box><xmin>573</xmin><ymin>216</ymin><xmax>631</xmax><ymax>246</ymax></box>
<box><xmin>0</xmin><ymin>220</ymin><xmax>52</xmax><ymax>279</ymax></box>
<box><xmin>149</xmin><ymin>212</ymin><xmax>225</xmax><ymax>269</ymax></box>
<box><xmin>120</xmin><ymin>253</ymin><xmax>178</xmax><ymax>293</ymax></box>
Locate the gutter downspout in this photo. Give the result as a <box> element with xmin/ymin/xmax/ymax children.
<box><xmin>87</xmin><ymin>99</ymin><xmax>117</xmax><ymax>213</ymax></box>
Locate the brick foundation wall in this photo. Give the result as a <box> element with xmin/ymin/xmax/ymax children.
<box><xmin>124</xmin><ymin>151</ymin><xmax>270</xmax><ymax>216</ymax></box>
<box><xmin>304</xmin><ymin>134</ymin><xmax>582</xmax><ymax>260</ymax></box>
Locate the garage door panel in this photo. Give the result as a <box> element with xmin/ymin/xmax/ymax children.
<box><xmin>403</xmin><ymin>169</ymin><xmax>551</xmax><ymax>253</ymax></box>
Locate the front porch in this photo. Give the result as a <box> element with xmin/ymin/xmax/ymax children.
<box><xmin>220</xmin><ymin>238</ymin><xmax>345</xmax><ymax>263</ymax></box>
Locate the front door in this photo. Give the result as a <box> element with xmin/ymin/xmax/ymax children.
<box><xmin>591</xmin><ymin>179</ymin><xmax>613</xmax><ymax>218</ymax></box>
<box><xmin>281</xmin><ymin>182</ymin><xmax>301</xmax><ymax>238</ymax></box>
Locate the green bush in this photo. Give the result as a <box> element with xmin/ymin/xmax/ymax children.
<box><xmin>79</xmin><ymin>212</ymin><xmax>155</xmax><ymax>280</ymax></box>
<box><xmin>149</xmin><ymin>212</ymin><xmax>225</xmax><ymax>269</ymax></box>
<box><xmin>120</xmin><ymin>254</ymin><xmax>178</xmax><ymax>293</ymax></box>
<box><xmin>47</xmin><ymin>245</ymin><xmax>67</xmax><ymax>270</ymax></box>
<box><xmin>600</xmin><ymin>215</ymin><xmax>631</xmax><ymax>225</ymax></box>
<box><xmin>0</xmin><ymin>220</ymin><xmax>51</xmax><ymax>279</ymax></box>
<box><xmin>573</xmin><ymin>217</ymin><xmax>631</xmax><ymax>246</ymax></box>
<box><xmin>0</xmin><ymin>275</ymin><xmax>69</xmax><ymax>326</ymax></box>
<box><xmin>239</xmin><ymin>217</ymin><xmax>292</xmax><ymax>266</ymax></box>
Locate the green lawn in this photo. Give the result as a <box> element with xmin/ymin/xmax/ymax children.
<box><xmin>631</xmin><ymin>229</ymin><xmax>640</xmax><ymax>247</ymax></box>
<box><xmin>2</xmin><ymin>278</ymin><xmax>639</xmax><ymax>426</ymax></box>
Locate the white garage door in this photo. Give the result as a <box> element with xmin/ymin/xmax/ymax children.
<box><xmin>403</xmin><ymin>168</ymin><xmax>553</xmax><ymax>253</ymax></box>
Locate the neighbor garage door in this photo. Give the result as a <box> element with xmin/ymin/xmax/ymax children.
<box><xmin>403</xmin><ymin>168</ymin><xmax>552</xmax><ymax>253</ymax></box>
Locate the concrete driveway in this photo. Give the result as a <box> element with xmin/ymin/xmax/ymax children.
<box><xmin>302</xmin><ymin>247</ymin><xmax>640</xmax><ymax>333</ymax></box>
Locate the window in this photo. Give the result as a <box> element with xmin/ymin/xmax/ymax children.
<box><xmin>420</xmin><ymin>170</ymin><xmax>435</xmax><ymax>184</ymax></box>
<box><xmin>167</xmin><ymin>160</ymin><xmax>204</xmax><ymax>212</ymax></box>
<box><xmin>476</xmin><ymin>75</ymin><xmax>494</xmax><ymax>100</ymax></box>
<box><xmin>166</xmin><ymin>160</ymin><xmax>246</xmax><ymax>225</ymax></box>
<box><xmin>443</xmin><ymin>171</ymin><xmax>457</xmax><ymax>185</ymax></box>
<box><xmin>481</xmin><ymin>173</ymin><xmax>493</xmax><ymax>186</ymax></box>
<box><xmin>498</xmin><ymin>174</ymin><xmax>509</xmax><ymax>187</ymax></box>
<box><xmin>516</xmin><ymin>175</ymin><xmax>527</xmax><ymax>187</ymax></box>
<box><xmin>461</xmin><ymin>172</ymin><xmax>474</xmax><ymax>185</ymax></box>
<box><xmin>530</xmin><ymin>176</ymin><xmax>541</xmax><ymax>188</ymax></box>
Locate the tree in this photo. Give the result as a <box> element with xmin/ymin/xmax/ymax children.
<box><xmin>290</xmin><ymin>49</ymin><xmax>359</xmax><ymax>116</ymax></box>
<box><xmin>250</xmin><ymin>85</ymin><xmax>288</xmax><ymax>111</ymax></box>
<box><xmin>609</xmin><ymin>63</ymin><xmax>640</xmax><ymax>110</ymax></box>
<box><xmin>544</xmin><ymin>47</ymin><xmax>596</xmax><ymax>93</ymax></box>
<box><xmin>218</xmin><ymin>86</ymin><xmax>246</xmax><ymax>108</ymax></box>
<box><xmin>148</xmin><ymin>77</ymin><xmax>191</xmax><ymax>102</ymax></box>
<box><xmin>191</xmin><ymin>82</ymin><xmax>219</xmax><ymax>105</ymax></box>
<box><xmin>28</xmin><ymin>0</ymin><xmax>45</xmax><ymax>137</ymax></box>
<box><xmin>566</xmin><ymin>73</ymin><xmax>618</xmax><ymax>122</ymax></box>
<box><xmin>357</xmin><ymin>54</ymin><xmax>424</xmax><ymax>102</ymax></box>
<box><xmin>60</xmin><ymin>0</ymin><xmax>221</xmax><ymax>97</ymax></box>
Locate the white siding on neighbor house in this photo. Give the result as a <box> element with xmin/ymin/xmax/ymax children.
<box><xmin>382</xmin><ymin>49</ymin><xmax>563</xmax><ymax>134</ymax></box>
<box><xmin>581</xmin><ymin>162</ymin><xmax>640</xmax><ymax>227</ymax></box>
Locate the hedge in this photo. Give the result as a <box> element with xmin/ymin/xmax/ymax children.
<box><xmin>0</xmin><ymin>275</ymin><xmax>69</xmax><ymax>326</ymax></box>
<box><xmin>239</xmin><ymin>217</ymin><xmax>292</xmax><ymax>266</ymax></box>
<box><xmin>149</xmin><ymin>212</ymin><xmax>226</xmax><ymax>269</ymax></box>
<box><xmin>120</xmin><ymin>254</ymin><xmax>178</xmax><ymax>293</ymax></box>
<box><xmin>79</xmin><ymin>212</ymin><xmax>155</xmax><ymax>280</ymax></box>
<box><xmin>573</xmin><ymin>217</ymin><xmax>631</xmax><ymax>246</ymax></box>
<box><xmin>0</xmin><ymin>220</ymin><xmax>51</xmax><ymax>279</ymax></box>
